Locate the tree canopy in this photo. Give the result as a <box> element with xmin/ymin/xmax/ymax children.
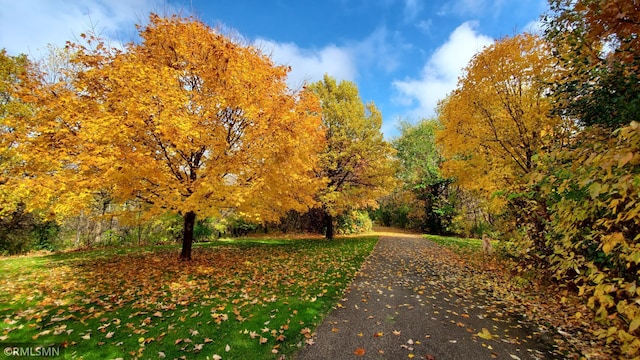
<box><xmin>0</xmin><ymin>50</ymin><xmax>30</xmax><ymax>218</ymax></box>
<box><xmin>4</xmin><ymin>15</ymin><xmax>325</xmax><ymax>259</ymax></box>
<box><xmin>545</xmin><ymin>0</ymin><xmax>640</xmax><ymax>129</ymax></box>
<box><xmin>437</xmin><ymin>33</ymin><xmax>565</xmax><ymax>212</ymax></box>
<box><xmin>308</xmin><ymin>75</ymin><xmax>396</xmax><ymax>239</ymax></box>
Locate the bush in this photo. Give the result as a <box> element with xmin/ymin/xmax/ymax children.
<box><xmin>0</xmin><ymin>206</ymin><xmax>60</xmax><ymax>255</ymax></box>
<box><xmin>539</xmin><ymin>123</ymin><xmax>640</xmax><ymax>356</ymax></box>
<box><xmin>336</xmin><ymin>210</ymin><xmax>373</xmax><ymax>235</ymax></box>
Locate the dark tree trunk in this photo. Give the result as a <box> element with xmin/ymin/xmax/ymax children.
<box><xmin>181</xmin><ymin>211</ymin><xmax>196</xmax><ymax>260</ymax></box>
<box><xmin>325</xmin><ymin>212</ymin><xmax>334</xmax><ymax>240</ymax></box>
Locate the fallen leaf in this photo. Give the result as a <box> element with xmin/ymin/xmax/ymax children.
<box><xmin>477</xmin><ymin>328</ymin><xmax>493</xmax><ymax>340</ymax></box>
<box><xmin>354</xmin><ymin>347</ymin><xmax>366</xmax><ymax>356</ymax></box>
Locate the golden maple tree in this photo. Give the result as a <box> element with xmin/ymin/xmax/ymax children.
<box><xmin>437</xmin><ymin>33</ymin><xmax>566</xmax><ymax>213</ymax></box>
<box><xmin>8</xmin><ymin>15</ymin><xmax>325</xmax><ymax>259</ymax></box>
<box><xmin>308</xmin><ymin>75</ymin><xmax>396</xmax><ymax>239</ymax></box>
<box><xmin>0</xmin><ymin>50</ymin><xmax>31</xmax><ymax>218</ymax></box>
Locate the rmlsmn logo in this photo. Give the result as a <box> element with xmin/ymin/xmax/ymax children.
<box><xmin>4</xmin><ymin>346</ymin><xmax>62</xmax><ymax>357</ymax></box>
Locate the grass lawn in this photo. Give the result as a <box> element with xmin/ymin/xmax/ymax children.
<box><xmin>0</xmin><ymin>236</ymin><xmax>378</xmax><ymax>359</ymax></box>
<box><xmin>424</xmin><ymin>234</ymin><xmax>483</xmax><ymax>254</ymax></box>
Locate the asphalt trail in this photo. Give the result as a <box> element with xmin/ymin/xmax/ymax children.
<box><xmin>295</xmin><ymin>234</ymin><xmax>560</xmax><ymax>360</ymax></box>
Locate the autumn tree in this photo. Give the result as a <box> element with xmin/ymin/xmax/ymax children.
<box><xmin>0</xmin><ymin>49</ymin><xmax>29</xmax><ymax>215</ymax></box>
<box><xmin>308</xmin><ymin>75</ymin><xmax>396</xmax><ymax>239</ymax></box>
<box><xmin>437</xmin><ymin>33</ymin><xmax>568</xmax><ymax>249</ymax></box>
<box><xmin>544</xmin><ymin>0</ymin><xmax>640</xmax><ymax>129</ymax></box>
<box><xmin>8</xmin><ymin>15</ymin><xmax>325</xmax><ymax>259</ymax></box>
<box><xmin>392</xmin><ymin>119</ymin><xmax>455</xmax><ymax>234</ymax></box>
<box><xmin>0</xmin><ymin>49</ymin><xmax>44</xmax><ymax>254</ymax></box>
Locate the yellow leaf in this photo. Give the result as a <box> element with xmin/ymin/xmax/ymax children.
<box><xmin>477</xmin><ymin>328</ymin><xmax>493</xmax><ymax>340</ymax></box>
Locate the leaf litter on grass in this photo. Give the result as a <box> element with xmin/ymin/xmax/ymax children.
<box><xmin>0</xmin><ymin>237</ymin><xmax>377</xmax><ymax>359</ymax></box>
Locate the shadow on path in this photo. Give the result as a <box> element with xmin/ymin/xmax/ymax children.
<box><xmin>295</xmin><ymin>233</ymin><xmax>560</xmax><ymax>360</ymax></box>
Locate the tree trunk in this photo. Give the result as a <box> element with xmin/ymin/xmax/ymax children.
<box><xmin>325</xmin><ymin>212</ymin><xmax>334</xmax><ymax>240</ymax></box>
<box><xmin>181</xmin><ymin>211</ymin><xmax>196</xmax><ymax>260</ymax></box>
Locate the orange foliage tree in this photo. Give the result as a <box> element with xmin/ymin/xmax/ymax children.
<box><xmin>8</xmin><ymin>15</ymin><xmax>325</xmax><ymax>259</ymax></box>
<box><xmin>545</xmin><ymin>0</ymin><xmax>640</xmax><ymax>129</ymax></box>
<box><xmin>308</xmin><ymin>75</ymin><xmax>396</xmax><ymax>239</ymax></box>
<box><xmin>0</xmin><ymin>49</ymin><xmax>30</xmax><ymax>218</ymax></box>
<box><xmin>437</xmin><ymin>33</ymin><xmax>568</xmax><ymax>248</ymax></box>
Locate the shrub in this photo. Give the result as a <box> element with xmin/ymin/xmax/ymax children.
<box><xmin>337</xmin><ymin>210</ymin><xmax>373</xmax><ymax>235</ymax></box>
<box><xmin>540</xmin><ymin>123</ymin><xmax>640</xmax><ymax>356</ymax></box>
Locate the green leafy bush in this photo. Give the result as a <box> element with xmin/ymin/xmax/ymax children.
<box><xmin>337</xmin><ymin>210</ymin><xmax>373</xmax><ymax>235</ymax></box>
<box><xmin>540</xmin><ymin>123</ymin><xmax>640</xmax><ymax>356</ymax></box>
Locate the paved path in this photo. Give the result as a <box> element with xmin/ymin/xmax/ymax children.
<box><xmin>295</xmin><ymin>234</ymin><xmax>560</xmax><ymax>360</ymax></box>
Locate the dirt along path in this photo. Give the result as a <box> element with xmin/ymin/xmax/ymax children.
<box><xmin>295</xmin><ymin>233</ymin><xmax>561</xmax><ymax>360</ymax></box>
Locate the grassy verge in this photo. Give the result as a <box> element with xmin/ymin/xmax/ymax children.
<box><xmin>0</xmin><ymin>236</ymin><xmax>378</xmax><ymax>359</ymax></box>
<box><xmin>424</xmin><ymin>234</ymin><xmax>483</xmax><ymax>254</ymax></box>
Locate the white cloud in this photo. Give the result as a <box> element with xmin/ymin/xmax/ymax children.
<box><xmin>255</xmin><ymin>25</ymin><xmax>406</xmax><ymax>90</ymax></box>
<box><xmin>392</xmin><ymin>21</ymin><xmax>493</xmax><ymax>119</ymax></box>
<box><xmin>255</xmin><ymin>39</ymin><xmax>357</xmax><ymax>90</ymax></box>
<box><xmin>0</xmin><ymin>0</ymin><xmax>168</xmax><ymax>58</ymax></box>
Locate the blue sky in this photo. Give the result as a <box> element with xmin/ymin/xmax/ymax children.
<box><xmin>0</xmin><ymin>0</ymin><xmax>548</xmax><ymax>138</ymax></box>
